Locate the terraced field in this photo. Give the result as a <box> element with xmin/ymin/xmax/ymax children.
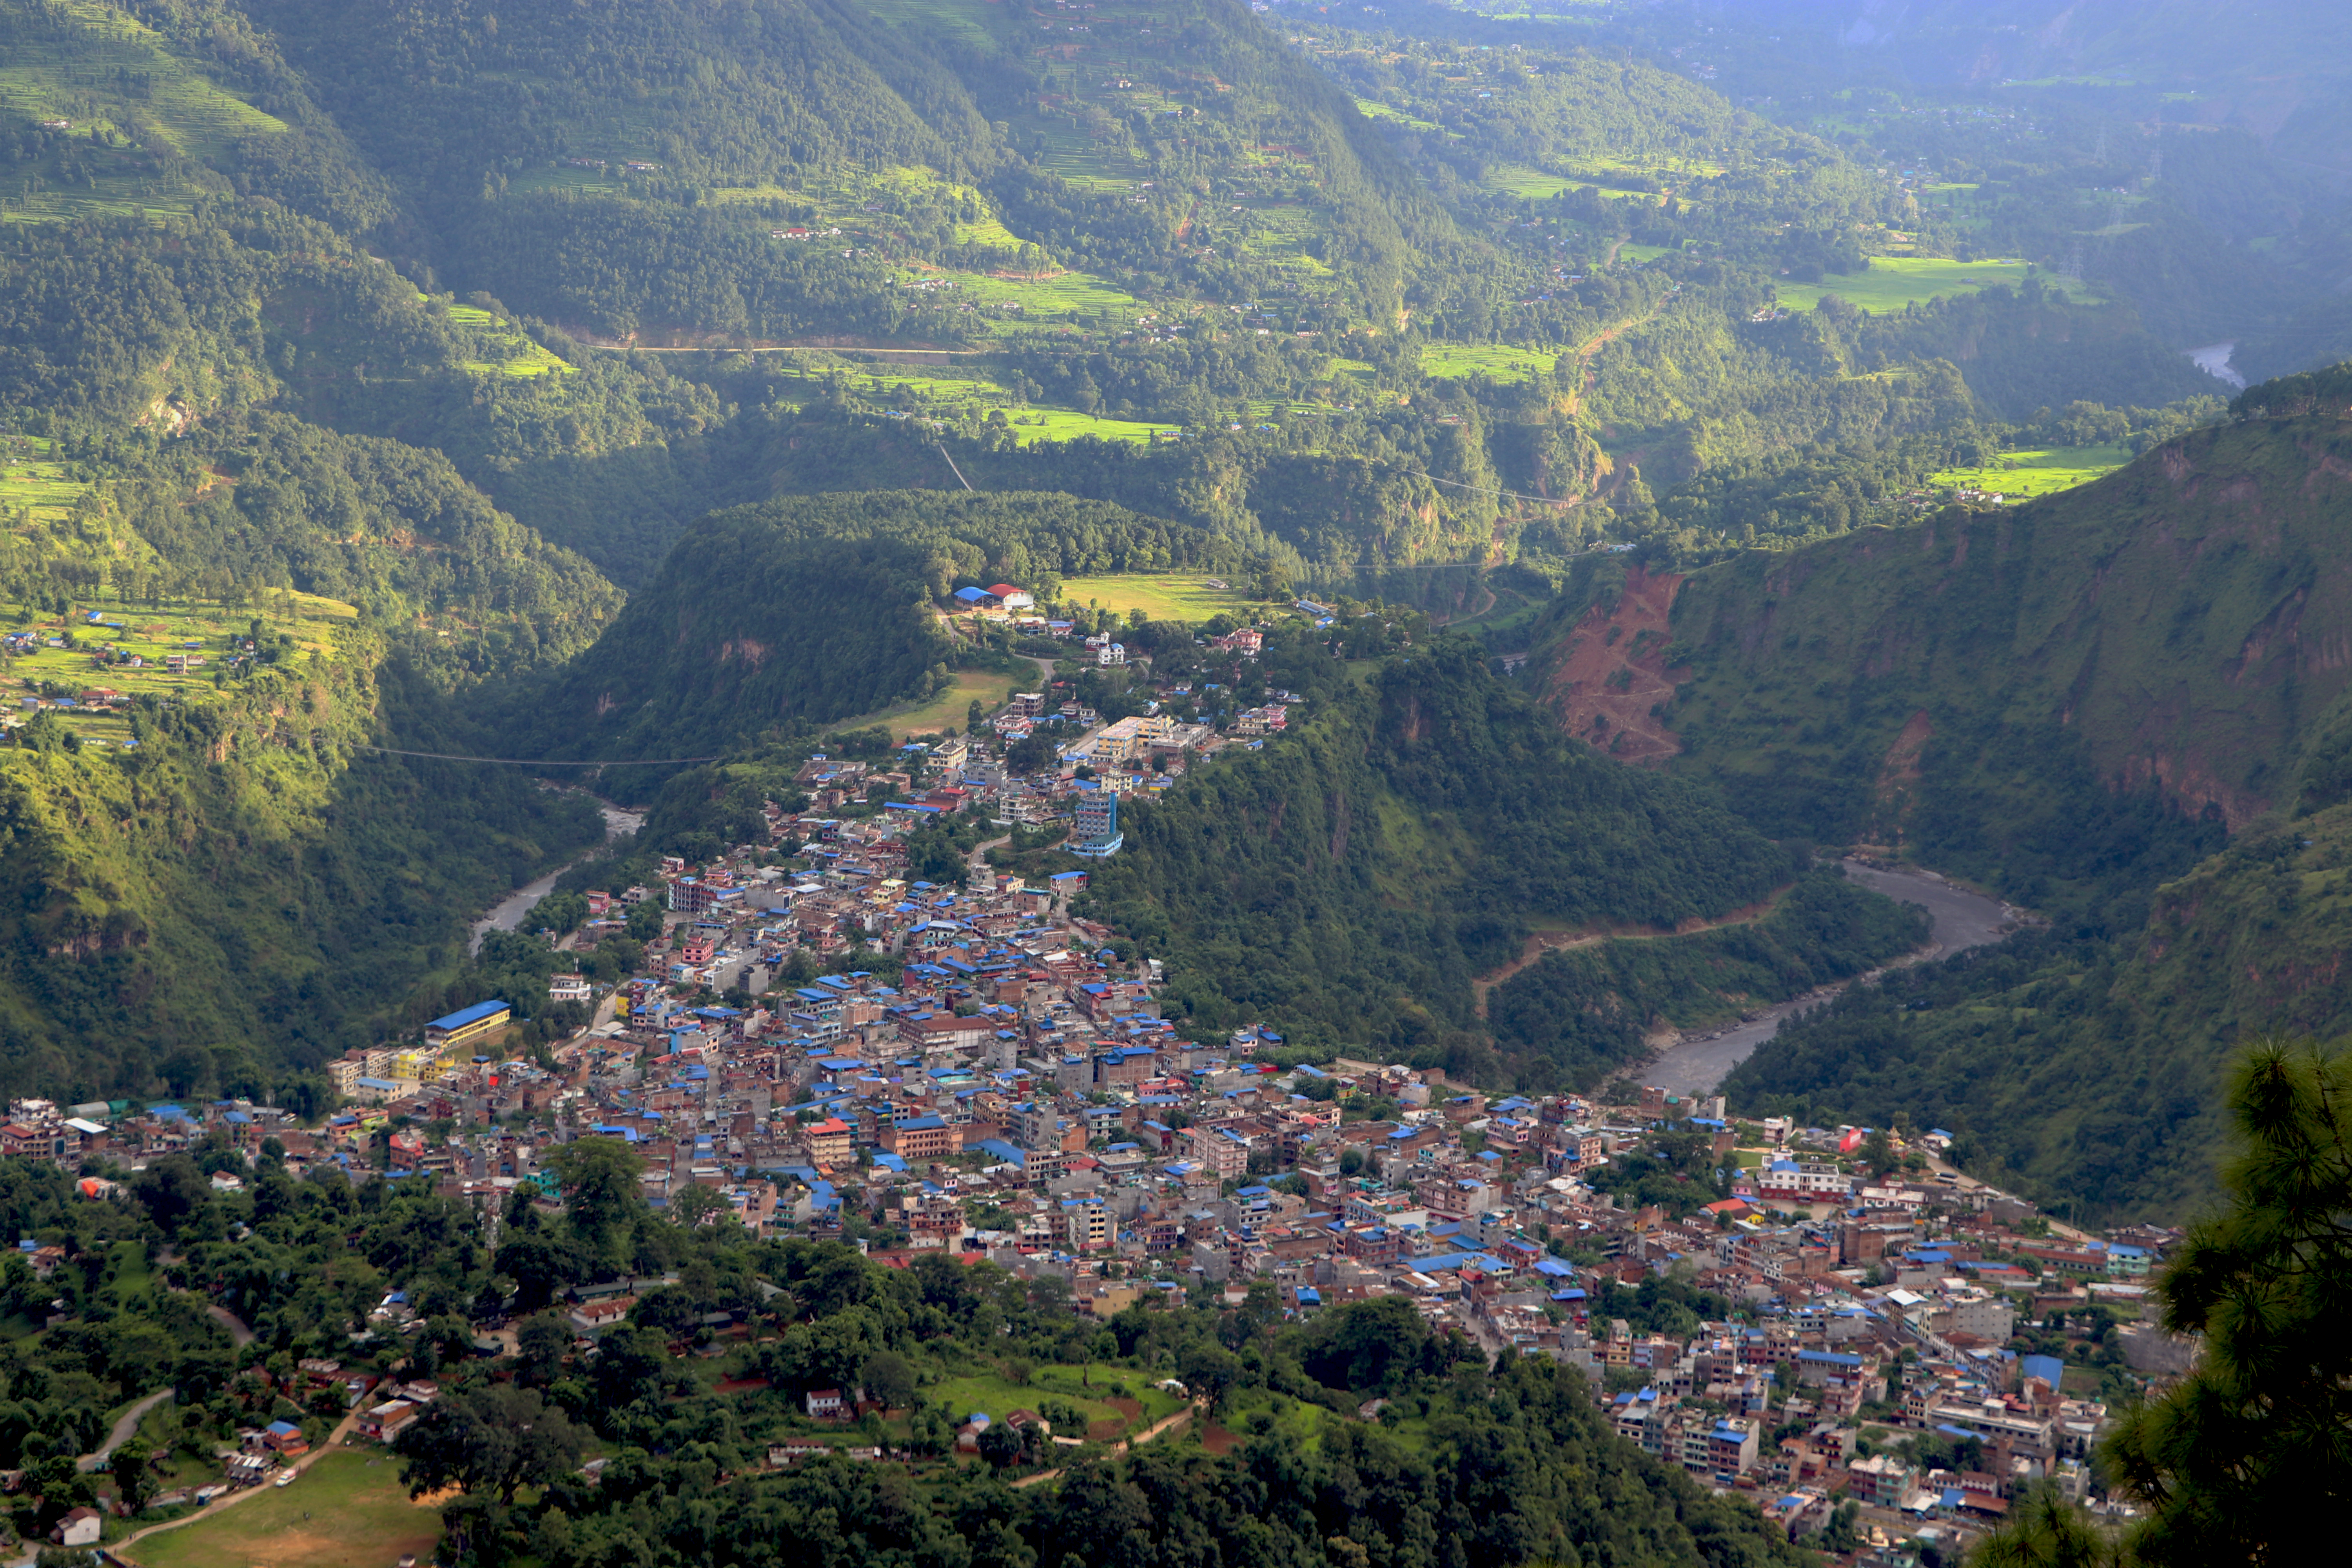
<box><xmin>1</xmin><ymin>588</ymin><xmax>356</xmax><ymax>746</ymax></box>
<box><xmin>1421</xmin><ymin>343</ymin><xmax>1558</xmax><ymax>382</ymax></box>
<box><xmin>0</xmin><ymin>0</ymin><xmax>286</xmax><ymax>223</ymax></box>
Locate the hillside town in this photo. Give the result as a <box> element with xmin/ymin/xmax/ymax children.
<box><xmin>0</xmin><ymin>592</ymin><xmax>2188</xmax><ymax>1563</ymax></box>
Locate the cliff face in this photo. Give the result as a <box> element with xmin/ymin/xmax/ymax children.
<box><xmin>1532</xmin><ymin>566</ymin><xmax>1687</xmax><ymax>764</ymax></box>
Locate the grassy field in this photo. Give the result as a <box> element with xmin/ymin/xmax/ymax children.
<box><xmin>837</xmin><ymin>664</ymin><xmax>1029</xmax><ymax>740</ymax></box>
<box><xmin>940</xmin><ymin>267</ymin><xmax>1151</xmax><ymax>327</ymax></box>
<box><xmin>129</xmin><ymin>1449</ymin><xmax>442</xmax><ymax>1568</ymax></box>
<box><xmin>784</xmin><ymin>364</ymin><xmax>1166</xmax><ymax>446</ymax></box>
<box><xmin>1775</xmin><ymin>256</ymin><xmax>2098</xmax><ymax>314</ymax></box>
<box><xmin>1618</xmin><ymin>242</ymin><xmax>1682</xmax><ymax>263</ymax></box>
<box><xmin>1064</xmin><ymin>575</ymin><xmax>1258</xmax><ymax>623</ymax></box>
<box><xmin>1353</xmin><ymin>98</ymin><xmax>1443</xmax><ymax>133</ymax></box>
<box><xmin>1421</xmin><ymin>343</ymin><xmax>1558</xmax><ymax>382</ymax></box>
<box><xmin>1207</xmin><ymin>1388</ymin><xmax>1341</xmax><ymax>1452</ymax></box>
<box><xmin>1476</xmin><ymin>167</ymin><xmax>1660</xmax><ymax>204</ymax></box>
<box><xmin>1009</xmin><ymin>408</ymin><xmax>1166</xmax><ymax>446</ymax></box>
<box><xmin>1929</xmin><ymin>445</ymin><xmax>2131</xmax><ymax>499</ymax></box>
<box><xmin>928</xmin><ymin>1363</ymin><xmax>1186</xmax><ymax>1438</ymax></box>
<box><xmin>1478</xmin><ymin>164</ymin><xmax>1576</xmax><ymax>199</ymax></box>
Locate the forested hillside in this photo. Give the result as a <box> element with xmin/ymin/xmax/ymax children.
<box><xmin>0</xmin><ymin>628</ymin><xmax>605</xmax><ymax>1103</ymax></box>
<box><xmin>1539</xmin><ymin>380</ymin><xmax>2352</xmax><ymax>1218</ymax></box>
<box><xmin>1084</xmin><ymin>636</ymin><xmax>1923</xmax><ymax>1082</ymax></box>
<box><xmin>0</xmin><ymin>140</ymin><xmax>640</xmax><ymax>1102</ymax></box>
<box><xmin>1583</xmin><ymin>398</ymin><xmax>2352</xmax><ymax>925</ymax></box>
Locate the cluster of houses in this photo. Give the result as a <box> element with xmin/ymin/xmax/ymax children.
<box><xmin>5</xmin><ymin>1004</ymin><xmax>2172</xmax><ymax>1559</ymax></box>
<box><xmin>0</xmin><ymin>592</ymin><xmax>2186</xmax><ymax>1554</ymax></box>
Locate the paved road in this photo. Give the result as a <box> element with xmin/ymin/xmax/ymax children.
<box><xmin>1642</xmin><ymin>861</ymin><xmax>2019</xmax><ymax>1097</ymax></box>
<box><xmin>207</xmin><ymin>1303</ymin><xmax>256</xmax><ymax>1346</ymax></box>
<box><xmin>76</xmin><ymin>1388</ymin><xmax>175</xmax><ymax>1473</ymax></box>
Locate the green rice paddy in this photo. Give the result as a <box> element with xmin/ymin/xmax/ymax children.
<box><xmin>0</xmin><ymin>588</ymin><xmax>357</xmax><ymax>747</ymax></box>
<box><xmin>434</xmin><ymin>301</ymin><xmax>575</xmax><ymax>377</ymax></box>
<box><xmin>0</xmin><ymin>439</ymin><xmax>92</xmax><ymax>522</ymax></box>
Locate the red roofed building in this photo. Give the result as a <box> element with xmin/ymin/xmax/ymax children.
<box><xmin>805</xmin><ymin>1117</ymin><xmax>855</xmax><ymax>1165</ymax></box>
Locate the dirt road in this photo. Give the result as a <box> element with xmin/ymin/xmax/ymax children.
<box><xmin>1010</xmin><ymin>1400</ymin><xmax>1201</xmax><ymax>1488</ymax></box>
<box><xmin>111</xmin><ymin>1405</ymin><xmax>367</xmax><ymax>1563</ymax></box>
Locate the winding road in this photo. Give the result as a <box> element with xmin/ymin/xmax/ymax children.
<box><xmin>75</xmin><ymin>1389</ymin><xmax>175</xmax><ymax>1474</ymax></box>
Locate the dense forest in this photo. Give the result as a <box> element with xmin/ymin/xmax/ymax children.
<box><xmin>1629</xmin><ymin>397</ymin><xmax>2352</xmax><ymax>927</ymax></box>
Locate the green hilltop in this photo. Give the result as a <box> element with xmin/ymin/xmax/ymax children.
<box><xmin>514</xmin><ymin>490</ymin><xmax>1235</xmax><ymax>764</ymax></box>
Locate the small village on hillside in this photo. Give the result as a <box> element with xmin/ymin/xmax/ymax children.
<box><xmin>0</xmin><ymin>584</ymin><xmax>2181</xmax><ymax>1566</ymax></box>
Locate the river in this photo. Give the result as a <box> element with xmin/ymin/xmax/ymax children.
<box><xmin>1640</xmin><ymin>860</ymin><xmax>2020</xmax><ymax>1097</ymax></box>
<box><xmin>468</xmin><ymin>800</ymin><xmax>645</xmax><ymax>954</ymax></box>
<box><xmin>2187</xmin><ymin>341</ymin><xmax>2246</xmax><ymax>390</ymax></box>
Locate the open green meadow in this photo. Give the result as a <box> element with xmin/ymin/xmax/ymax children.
<box><xmin>1065</xmin><ymin>575</ymin><xmax>1258</xmax><ymax>623</ymax></box>
<box><xmin>1479</xmin><ymin>165</ymin><xmax>1579</xmax><ymax>200</ymax></box>
<box><xmin>128</xmin><ymin>1449</ymin><xmax>443</xmax><ymax>1568</ymax></box>
<box><xmin>940</xmin><ymin>267</ymin><xmax>1152</xmax><ymax>327</ymax></box>
<box><xmin>1930</xmin><ymin>444</ymin><xmax>2131</xmax><ymax>499</ymax></box>
<box><xmin>984</xmin><ymin>407</ymin><xmax>1164</xmax><ymax>445</ymax></box>
<box><xmin>1775</xmin><ymin>256</ymin><xmax>2098</xmax><ymax>314</ymax></box>
<box><xmin>927</xmin><ymin>1362</ymin><xmax>1187</xmax><ymax>1439</ymax></box>
<box><xmin>1009</xmin><ymin>408</ymin><xmax>1166</xmax><ymax>446</ymax></box>
<box><xmin>1354</xmin><ymin>98</ymin><xmax>1443</xmax><ymax>133</ymax></box>
<box><xmin>777</xmin><ymin>362</ymin><xmax>1163</xmax><ymax>445</ymax></box>
<box><xmin>839</xmin><ymin>664</ymin><xmax>1028</xmax><ymax>740</ymax></box>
